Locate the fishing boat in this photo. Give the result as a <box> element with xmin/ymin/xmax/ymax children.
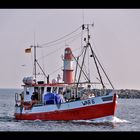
<box><xmin>14</xmin><ymin>24</ymin><xmax>117</xmax><ymax>120</ymax></box>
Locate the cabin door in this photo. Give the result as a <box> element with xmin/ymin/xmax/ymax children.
<box><xmin>34</xmin><ymin>87</ymin><xmax>44</xmax><ymax>104</ymax></box>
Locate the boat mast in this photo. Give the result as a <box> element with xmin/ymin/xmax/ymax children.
<box><xmin>31</xmin><ymin>45</ymin><xmax>48</xmax><ymax>84</ymax></box>
<box><xmin>34</xmin><ymin>45</ymin><xmax>37</xmax><ymax>83</ymax></box>
<box><xmin>75</xmin><ymin>24</ymin><xmax>91</xmax><ymax>98</ymax></box>
<box><xmin>30</xmin><ymin>45</ymin><xmax>37</xmax><ymax>84</ymax></box>
<box><xmin>84</xmin><ymin>24</ymin><xmax>105</xmax><ymax>89</ymax></box>
<box><xmin>86</xmin><ymin>24</ymin><xmax>105</xmax><ymax>89</ymax></box>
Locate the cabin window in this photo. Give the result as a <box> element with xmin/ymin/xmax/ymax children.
<box><xmin>41</xmin><ymin>87</ymin><xmax>44</xmax><ymax>93</ymax></box>
<box><xmin>38</xmin><ymin>87</ymin><xmax>44</xmax><ymax>103</ymax></box>
<box><xmin>66</xmin><ymin>88</ymin><xmax>74</xmax><ymax>98</ymax></box>
<box><xmin>58</xmin><ymin>87</ymin><xmax>63</xmax><ymax>94</ymax></box>
<box><xmin>34</xmin><ymin>87</ymin><xmax>39</xmax><ymax>92</ymax></box>
<box><xmin>26</xmin><ymin>87</ymin><xmax>30</xmax><ymax>95</ymax></box>
<box><xmin>52</xmin><ymin>87</ymin><xmax>57</xmax><ymax>93</ymax></box>
<box><xmin>46</xmin><ymin>87</ymin><xmax>51</xmax><ymax>93</ymax></box>
<box><xmin>66</xmin><ymin>88</ymin><xmax>71</xmax><ymax>94</ymax></box>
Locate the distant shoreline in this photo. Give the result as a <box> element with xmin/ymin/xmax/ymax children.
<box><xmin>116</xmin><ymin>89</ymin><xmax>140</xmax><ymax>99</ymax></box>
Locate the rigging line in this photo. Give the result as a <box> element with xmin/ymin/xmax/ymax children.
<box><xmin>72</xmin><ymin>51</ymin><xmax>90</xmax><ymax>82</ymax></box>
<box><xmin>40</xmin><ymin>25</ymin><xmax>82</xmax><ymax>47</ymax></box>
<box><xmin>81</xmin><ymin>28</ymin><xmax>83</xmax><ymax>54</ymax></box>
<box><xmin>43</xmin><ymin>47</ymin><xmax>83</xmax><ymax>75</ymax></box>
<box><xmin>77</xmin><ymin>50</ymin><xmax>89</xmax><ymax>78</ymax></box>
<box><xmin>91</xmin><ymin>39</ymin><xmax>109</xmax><ymax>78</ymax></box>
<box><xmin>89</xmin><ymin>43</ymin><xmax>114</xmax><ymax>89</ymax></box>
<box><xmin>47</xmin><ymin>47</ymin><xmax>82</xmax><ymax>76</ymax></box>
<box><xmin>49</xmin><ymin>66</ymin><xmax>63</xmax><ymax>76</ymax></box>
<box><xmin>40</xmin><ymin>31</ymin><xmax>83</xmax><ymax>49</ymax></box>
<box><xmin>66</xmin><ymin>30</ymin><xmax>85</xmax><ymax>43</ymax></box>
<box><xmin>37</xmin><ymin>45</ymin><xmax>64</xmax><ymax>60</ymax></box>
<box><xmin>37</xmin><ymin>42</ymin><xmax>82</xmax><ymax>61</ymax></box>
<box><xmin>48</xmin><ymin>48</ymin><xmax>86</xmax><ymax>80</ymax></box>
<box><xmin>74</xmin><ymin>46</ymin><xmax>85</xmax><ymax>59</ymax></box>
<box><xmin>88</xmin><ymin>46</ymin><xmax>90</xmax><ymax>80</ymax></box>
<box><xmin>78</xmin><ymin>65</ymin><xmax>88</xmax><ymax>82</ymax></box>
<box><xmin>74</xmin><ymin>47</ymin><xmax>87</xmax><ymax>82</ymax></box>
<box><xmin>72</xmin><ymin>51</ymin><xmax>90</xmax><ymax>83</ymax></box>
<box><xmin>74</xmin><ymin>57</ymin><xmax>79</xmax><ymax>82</ymax></box>
<box><xmin>90</xmin><ymin>43</ymin><xmax>105</xmax><ymax>89</ymax></box>
<box><xmin>66</xmin><ymin>32</ymin><xmax>82</xmax><ymax>45</ymax></box>
<box><xmin>77</xmin><ymin>46</ymin><xmax>88</xmax><ymax>84</ymax></box>
<box><xmin>90</xmin><ymin>38</ymin><xmax>114</xmax><ymax>89</ymax></box>
<box><xmin>79</xmin><ymin>50</ymin><xmax>90</xmax><ymax>80</ymax></box>
<box><xmin>66</xmin><ymin>30</ymin><xmax>84</xmax><ymax>44</ymax></box>
<box><xmin>34</xmin><ymin>46</ymin><xmax>37</xmax><ymax>82</ymax></box>
<box><xmin>82</xmin><ymin>63</ymin><xmax>89</xmax><ymax>79</ymax></box>
<box><xmin>30</xmin><ymin>48</ymin><xmax>34</xmax><ymax>76</ymax></box>
<box><xmin>37</xmin><ymin>30</ymin><xmax>86</xmax><ymax>63</ymax></box>
<box><xmin>72</xmin><ymin>46</ymin><xmax>84</xmax><ymax>54</ymax></box>
<box><xmin>76</xmin><ymin>45</ymin><xmax>89</xmax><ymax>98</ymax></box>
<box><xmin>48</xmin><ymin>51</ymin><xmax>81</xmax><ymax>76</ymax></box>
<box><xmin>41</xmin><ymin>48</ymin><xmax>45</xmax><ymax>81</ymax></box>
<box><xmin>35</xmin><ymin>60</ymin><xmax>48</xmax><ymax>79</ymax></box>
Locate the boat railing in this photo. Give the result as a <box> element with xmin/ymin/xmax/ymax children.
<box><xmin>77</xmin><ymin>88</ymin><xmax>114</xmax><ymax>97</ymax></box>
<box><xmin>15</xmin><ymin>92</ymin><xmax>21</xmax><ymax>106</ymax></box>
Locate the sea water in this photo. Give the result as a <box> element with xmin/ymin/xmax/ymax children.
<box><xmin>0</xmin><ymin>88</ymin><xmax>139</xmax><ymax>131</ymax></box>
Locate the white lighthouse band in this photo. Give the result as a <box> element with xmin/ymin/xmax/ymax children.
<box><xmin>63</xmin><ymin>60</ymin><xmax>74</xmax><ymax>70</ymax></box>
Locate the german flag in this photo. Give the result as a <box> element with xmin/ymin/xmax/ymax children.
<box><xmin>25</xmin><ymin>48</ymin><xmax>31</xmax><ymax>53</ymax></box>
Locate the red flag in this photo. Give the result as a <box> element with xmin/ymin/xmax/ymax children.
<box><xmin>25</xmin><ymin>48</ymin><xmax>31</xmax><ymax>53</ymax></box>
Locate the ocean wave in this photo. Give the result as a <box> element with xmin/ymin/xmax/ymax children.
<box><xmin>72</xmin><ymin>116</ymin><xmax>130</xmax><ymax>124</ymax></box>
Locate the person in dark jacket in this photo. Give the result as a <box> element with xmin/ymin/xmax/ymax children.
<box><xmin>31</xmin><ymin>91</ymin><xmax>39</xmax><ymax>105</ymax></box>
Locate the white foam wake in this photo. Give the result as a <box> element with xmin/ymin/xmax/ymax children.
<box><xmin>72</xmin><ymin>116</ymin><xmax>130</xmax><ymax>124</ymax></box>
<box><xmin>108</xmin><ymin>116</ymin><xmax>130</xmax><ymax>123</ymax></box>
<box><xmin>92</xmin><ymin>116</ymin><xmax>130</xmax><ymax>123</ymax></box>
<box><xmin>31</xmin><ymin>116</ymin><xmax>130</xmax><ymax>124</ymax></box>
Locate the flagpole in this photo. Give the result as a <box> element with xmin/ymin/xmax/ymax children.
<box><xmin>30</xmin><ymin>45</ymin><xmax>37</xmax><ymax>84</ymax></box>
<box><xmin>34</xmin><ymin>45</ymin><xmax>37</xmax><ymax>83</ymax></box>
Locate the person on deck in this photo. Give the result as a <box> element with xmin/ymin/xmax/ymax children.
<box><xmin>58</xmin><ymin>90</ymin><xmax>65</xmax><ymax>103</ymax></box>
<box><xmin>31</xmin><ymin>91</ymin><xmax>39</xmax><ymax>105</ymax></box>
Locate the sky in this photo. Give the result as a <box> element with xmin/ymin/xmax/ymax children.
<box><xmin>0</xmin><ymin>9</ymin><xmax>140</xmax><ymax>90</ymax></box>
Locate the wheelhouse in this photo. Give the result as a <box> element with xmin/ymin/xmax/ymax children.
<box><xmin>22</xmin><ymin>83</ymin><xmax>69</xmax><ymax>104</ymax></box>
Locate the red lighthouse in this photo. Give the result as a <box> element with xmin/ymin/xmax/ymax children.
<box><xmin>63</xmin><ymin>47</ymin><xmax>74</xmax><ymax>84</ymax></box>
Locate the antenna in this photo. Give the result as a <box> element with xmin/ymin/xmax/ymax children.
<box><xmin>34</xmin><ymin>32</ymin><xmax>36</xmax><ymax>46</ymax></box>
<box><xmin>82</xmin><ymin>9</ymin><xmax>85</xmax><ymax>25</ymax></box>
<box><xmin>30</xmin><ymin>45</ymin><xmax>37</xmax><ymax>83</ymax></box>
